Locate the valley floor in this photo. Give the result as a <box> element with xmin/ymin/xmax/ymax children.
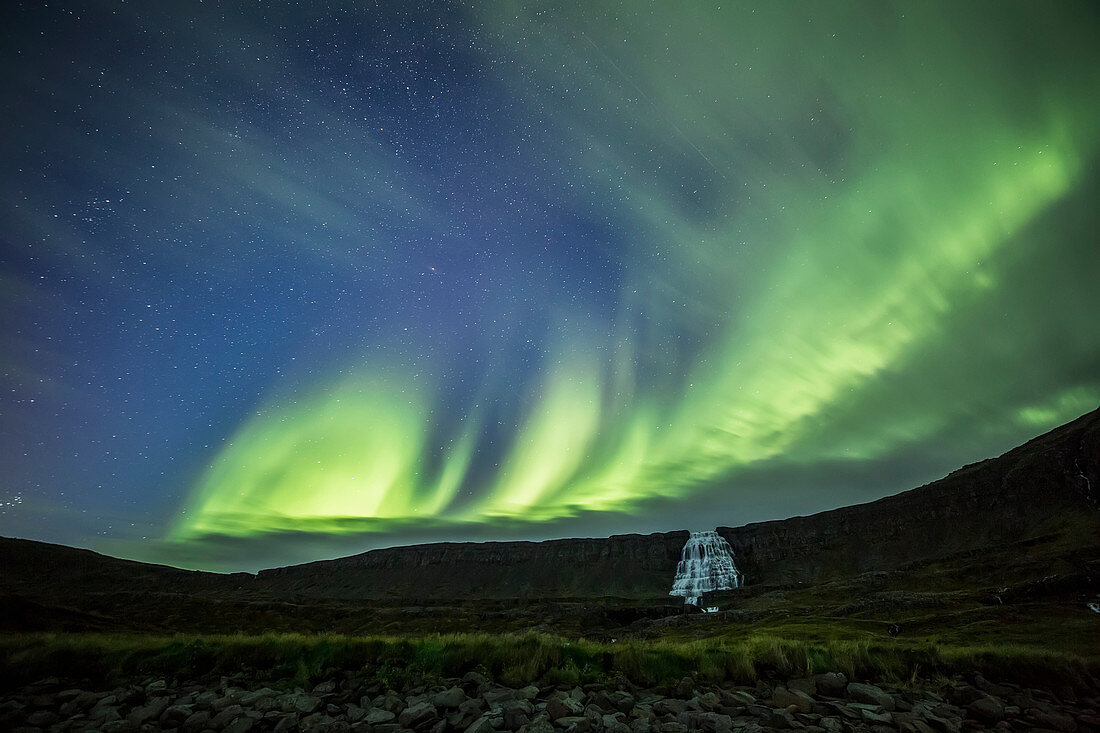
<box><xmin>1</xmin><ymin>630</ymin><xmax>1098</xmax><ymax>732</ymax></box>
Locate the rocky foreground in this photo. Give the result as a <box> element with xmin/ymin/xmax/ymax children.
<box><xmin>3</xmin><ymin>669</ymin><xmax>1099</xmax><ymax>733</ymax></box>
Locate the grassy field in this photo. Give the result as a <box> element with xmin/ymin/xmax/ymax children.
<box><xmin>2</xmin><ymin>628</ymin><xmax>1096</xmax><ymax>693</ymax></box>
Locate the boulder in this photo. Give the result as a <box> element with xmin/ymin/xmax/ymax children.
<box><xmin>771</xmin><ymin>687</ymin><xmax>813</xmax><ymax>714</ymax></box>
<box><xmin>813</xmin><ymin>673</ymin><xmax>848</xmax><ymax>697</ymax></box>
<box><xmin>966</xmin><ymin>696</ymin><xmax>1004</xmax><ymax>723</ymax></box>
<box><xmin>547</xmin><ymin>696</ymin><xmax>585</xmax><ymax>720</ymax></box>
<box><xmin>400</xmin><ymin>701</ymin><xmax>440</xmax><ymax>730</ymax></box>
<box><xmin>365</xmin><ymin>707</ymin><xmax>397</xmax><ymax>724</ymax></box>
<box><xmin>434</xmin><ymin>686</ymin><xmax>469</xmax><ymax>709</ymax></box>
<box><xmin>466</xmin><ymin>716</ymin><xmax>495</xmax><ymax>733</ymax></box>
<box><xmin>846</xmin><ymin>683</ymin><xmax>896</xmax><ymax>711</ymax></box>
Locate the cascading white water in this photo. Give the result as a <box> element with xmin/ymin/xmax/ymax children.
<box><xmin>670</xmin><ymin>530</ymin><xmax>743</xmax><ymax>606</ymax></box>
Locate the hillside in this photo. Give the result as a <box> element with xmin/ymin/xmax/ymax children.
<box><xmin>1</xmin><ymin>407</ymin><xmax>1097</xmax><ymax>634</ymax></box>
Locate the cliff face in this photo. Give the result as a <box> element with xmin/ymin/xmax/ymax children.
<box><xmin>254</xmin><ymin>531</ymin><xmax>690</xmax><ymax>600</ymax></box>
<box><xmin>3</xmin><ymin>408</ymin><xmax>1097</xmax><ymax>614</ymax></box>
<box><xmin>719</xmin><ymin>407</ymin><xmax>1100</xmax><ymax>586</ymax></box>
<box><xmin>257</xmin><ymin>408</ymin><xmax>1100</xmax><ymax>600</ymax></box>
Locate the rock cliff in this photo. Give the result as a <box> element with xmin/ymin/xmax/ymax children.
<box><xmin>255</xmin><ymin>407</ymin><xmax>1099</xmax><ymax>600</ymax></box>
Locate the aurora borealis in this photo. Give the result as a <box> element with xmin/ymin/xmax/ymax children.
<box><xmin>2</xmin><ymin>2</ymin><xmax>1099</xmax><ymax>571</ymax></box>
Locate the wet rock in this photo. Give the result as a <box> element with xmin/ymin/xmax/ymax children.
<box><xmin>129</xmin><ymin>696</ymin><xmax>171</xmax><ymax>724</ymax></box>
<box><xmin>846</xmin><ymin>683</ymin><xmax>896</xmax><ymax>711</ymax></box>
<box><xmin>674</xmin><ymin>678</ymin><xmax>694</xmax><ymax>698</ymax></box>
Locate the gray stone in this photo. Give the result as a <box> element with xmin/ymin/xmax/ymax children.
<box><xmin>434</xmin><ymin>686</ymin><xmax>469</xmax><ymax>709</ymax></box>
<box><xmin>146</xmin><ymin>679</ymin><xmax>171</xmax><ymax>696</ymax></box>
<box><xmin>366</xmin><ymin>708</ymin><xmax>398</xmax><ymax>724</ymax></box>
<box><xmin>181</xmin><ymin>709</ymin><xmax>212</xmax><ymax>733</ymax></box>
<box><xmin>225</xmin><ymin>717</ymin><xmax>256</xmax><ymax>733</ymax></box>
<box><xmin>211</xmin><ymin>703</ymin><xmax>246</xmax><ymax>728</ymax></box>
<box><xmin>518</xmin><ymin>686</ymin><xmax>540</xmax><ymax>701</ymax></box>
<box><xmin>675</xmin><ymin>678</ymin><xmax>694</xmax><ymax>698</ymax></box>
<box><xmin>467</xmin><ymin>716</ymin><xmax>496</xmax><ymax>733</ymax></box>
<box><xmin>163</xmin><ymin>703</ymin><xmax>194</xmax><ymax>723</ymax></box>
<box><xmin>720</xmin><ymin>690</ymin><xmax>755</xmax><ymax>707</ymax></box>
<box><xmin>771</xmin><ymin>687</ymin><xmax>813</xmax><ymax>714</ymax></box>
<box><xmin>788</xmin><ymin>678</ymin><xmax>816</xmax><ymax>696</ymax></box>
<box><xmin>283</xmin><ymin>692</ymin><xmax>322</xmax><ymax>715</ymax></box>
<box><xmin>400</xmin><ymin>701</ymin><xmax>439</xmax><ymax>730</ymax></box>
<box><xmin>348</xmin><ymin>704</ymin><xmax>369</xmax><ymax>722</ymax></box>
<box><xmin>313</xmin><ymin>680</ymin><xmax>337</xmax><ymax>695</ymax></box>
<box><xmin>25</xmin><ymin>710</ymin><xmax>61</xmax><ymax>726</ymax></box>
<box><xmin>273</xmin><ymin>715</ymin><xmax>299</xmax><ymax>733</ymax></box>
<box><xmin>861</xmin><ymin>708</ymin><xmax>893</xmax><ymax>724</ymax></box>
<box><xmin>677</xmin><ymin>711</ymin><xmax>732</xmax><ymax>733</ymax></box>
<box><xmin>128</xmin><ymin>696</ymin><xmax>170</xmax><ymax>724</ymax></box>
<box><xmin>548</xmin><ymin>697</ymin><xmax>585</xmax><ymax>720</ymax></box>
<box><xmin>1025</xmin><ymin>708</ymin><xmax>1077</xmax><ymax>732</ymax></box>
<box><xmin>967</xmin><ymin>696</ymin><xmax>1004</xmax><ymax>723</ymax></box>
<box><xmin>101</xmin><ymin>720</ymin><xmax>140</xmax><ymax>733</ymax></box>
<box><xmin>846</xmin><ymin>683</ymin><xmax>896</xmax><ymax>711</ymax></box>
<box><xmin>520</xmin><ymin>716</ymin><xmax>556</xmax><ymax>733</ymax></box>
<box><xmin>506</xmin><ymin>706</ymin><xmax>531</xmax><ymax>730</ymax></box>
<box><xmin>213</xmin><ymin>693</ymin><xmax>243</xmax><ymax>712</ymax></box>
<box><xmin>766</xmin><ymin>709</ymin><xmax>795</xmax><ymax>729</ymax></box>
<box><xmin>485</xmin><ymin>689</ymin><xmax>518</xmax><ymax>706</ymax></box>
<box><xmin>242</xmin><ymin>687</ymin><xmax>279</xmax><ymax>705</ymax></box>
<box><xmin>813</xmin><ymin>673</ymin><xmax>848</xmax><ymax>697</ymax></box>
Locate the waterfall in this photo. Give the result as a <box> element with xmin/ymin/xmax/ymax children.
<box><xmin>670</xmin><ymin>530</ymin><xmax>743</xmax><ymax>606</ymax></box>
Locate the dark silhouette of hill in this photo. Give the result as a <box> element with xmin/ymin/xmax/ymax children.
<box><xmin>1</xmin><ymin>407</ymin><xmax>1096</xmax><ymax>634</ymax></box>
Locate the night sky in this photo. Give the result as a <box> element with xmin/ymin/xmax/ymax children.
<box><xmin>3</xmin><ymin>1</ymin><xmax>1099</xmax><ymax>572</ymax></box>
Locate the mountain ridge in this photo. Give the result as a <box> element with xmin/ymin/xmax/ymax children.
<box><xmin>1</xmin><ymin>407</ymin><xmax>1097</xmax><ymax>631</ymax></box>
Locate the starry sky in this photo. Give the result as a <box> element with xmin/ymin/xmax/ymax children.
<box><xmin>2</xmin><ymin>1</ymin><xmax>1099</xmax><ymax>572</ymax></box>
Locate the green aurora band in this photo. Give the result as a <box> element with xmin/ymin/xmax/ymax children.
<box><xmin>174</xmin><ymin>4</ymin><xmax>1100</xmax><ymax>542</ymax></box>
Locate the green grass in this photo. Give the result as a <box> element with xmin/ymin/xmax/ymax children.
<box><xmin>2</xmin><ymin>631</ymin><xmax>1095</xmax><ymax>693</ymax></box>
